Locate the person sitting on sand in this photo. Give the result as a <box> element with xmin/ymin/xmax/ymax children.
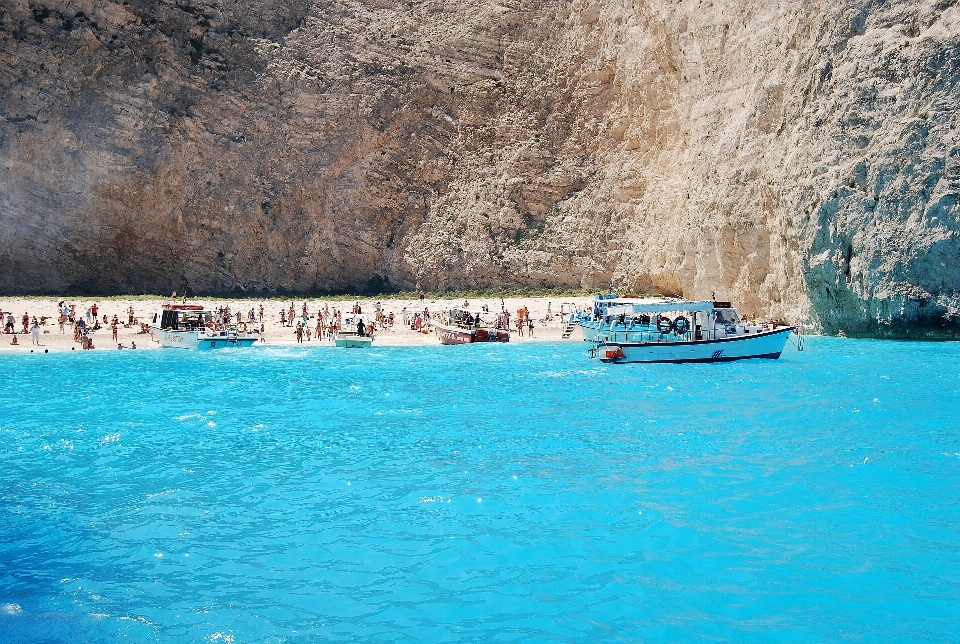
<box><xmin>10</xmin><ymin>334</ymin><xmax>18</xmax><ymax>345</ymax></box>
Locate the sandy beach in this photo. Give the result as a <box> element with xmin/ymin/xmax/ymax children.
<box><xmin>0</xmin><ymin>294</ymin><xmax>595</xmax><ymax>353</ymax></box>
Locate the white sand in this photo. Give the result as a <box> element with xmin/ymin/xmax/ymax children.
<box><xmin>0</xmin><ymin>294</ymin><xmax>594</xmax><ymax>353</ymax></box>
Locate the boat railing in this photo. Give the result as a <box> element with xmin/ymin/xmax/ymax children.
<box><xmin>598</xmin><ymin>328</ymin><xmax>722</xmax><ymax>344</ymax></box>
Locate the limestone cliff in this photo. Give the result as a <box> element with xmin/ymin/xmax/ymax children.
<box><xmin>1</xmin><ymin>0</ymin><xmax>959</xmax><ymax>336</ymax></box>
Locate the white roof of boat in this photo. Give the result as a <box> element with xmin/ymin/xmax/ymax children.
<box><xmin>603</xmin><ymin>298</ymin><xmax>716</xmax><ymax>313</ymax></box>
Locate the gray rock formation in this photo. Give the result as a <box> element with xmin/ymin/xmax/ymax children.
<box><xmin>1</xmin><ymin>0</ymin><xmax>958</xmax><ymax>336</ymax></box>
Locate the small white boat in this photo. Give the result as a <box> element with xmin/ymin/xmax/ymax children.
<box><xmin>575</xmin><ymin>295</ymin><xmax>795</xmax><ymax>363</ymax></box>
<box><xmin>150</xmin><ymin>304</ymin><xmax>259</xmax><ymax>349</ymax></box>
<box><xmin>334</xmin><ymin>314</ymin><xmax>373</xmax><ymax>348</ymax></box>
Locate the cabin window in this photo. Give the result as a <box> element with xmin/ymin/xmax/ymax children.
<box><xmin>715</xmin><ymin>309</ymin><xmax>740</xmax><ymax>325</ymax></box>
<box><xmin>160</xmin><ymin>310</ymin><xmax>179</xmax><ymax>329</ymax></box>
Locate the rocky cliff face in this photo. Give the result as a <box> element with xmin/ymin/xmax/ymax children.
<box><xmin>2</xmin><ymin>0</ymin><xmax>958</xmax><ymax>336</ymax></box>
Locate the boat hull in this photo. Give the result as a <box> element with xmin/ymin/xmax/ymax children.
<box><xmin>152</xmin><ymin>327</ymin><xmax>259</xmax><ymax>349</ymax></box>
<box><xmin>597</xmin><ymin>327</ymin><xmax>794</xmax><ymax>363</ymax></box>
<box><xmin>335</xmin><ymin>336</ymin><xmax>373</xmax><ymax>348</ymax></box>
<box><xmin>435</xmin><ymin>323</ymin><xmax>509</xmax><ymax>345</ymax></box>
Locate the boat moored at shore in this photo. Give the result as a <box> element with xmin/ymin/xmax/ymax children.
<box><xmin>434</xmin><ymin>308</ymin><xmax>510</xmax><ymax>345</ymax></box>
<box><xmin>334</xmin><ymin>314</ymin><xmax>374</xmax><ymax>348</ymax></box>
<box><xmin>150</xmin><ymin>304</ymin><xmax>259</xmax><ymax>349</ymax></box>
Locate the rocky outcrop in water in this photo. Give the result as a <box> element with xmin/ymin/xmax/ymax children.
<box><xmin>1</xmin><ymin>0</ymin><xmax>958</xmax><ymax>336</ymax></box>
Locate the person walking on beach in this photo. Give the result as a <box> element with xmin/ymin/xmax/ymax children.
<box><xmin>259</xmin><ymin>324</ymin><xmax>266</xmax><ymax>343</ymax></box>
<box><xmin>22</xmin><ymin>312</ymin><xmax>29</xmax><ymax>334</ymax></box>
<box><xmin>259</xmin><ymin>305</ymin><xmax>265</xmax><ymax>322</ymax></box>
<box><xmin>30</xmin><ymin>318</ymin><xmax>40</xmax><ymax>345</ymax></box>
<box><xmin>527</xmin><ymin>317</ymin><xmax>534</xmax><ymax>337</ymax></box>
<box><xmin>295</xmin><ymin>322</ymin><xmax>304</xmax><ymax>343</ymax></box>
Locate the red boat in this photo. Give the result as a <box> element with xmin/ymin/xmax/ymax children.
<box><xmin>435</xmin><ymin>309</ymin><xmax>510</xmax><ymax>345</ymax></box>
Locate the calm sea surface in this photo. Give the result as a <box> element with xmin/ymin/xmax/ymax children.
<box><xmin>1</xmin><ymin>338</ymin><xmax>959</xmax><ymax>643</ymax></box>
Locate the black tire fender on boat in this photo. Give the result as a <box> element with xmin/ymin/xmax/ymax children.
<box><xmin>657</xmin><ymin>316</ymin><xmax>673</xmax><ymax>334</ymax></box>
<box><xmin>673</xmin><ymin>316</ymin><xmax>690</xmax><ymax>335</ymax></box>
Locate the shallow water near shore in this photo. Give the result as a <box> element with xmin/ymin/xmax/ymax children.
<box><xmin>1</xmin><ymin>337</ymin><xmax>959</xmax><ymax>642</ymax></box>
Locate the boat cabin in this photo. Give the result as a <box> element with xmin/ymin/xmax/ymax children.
<box><xmin>578</xmin><ymin>294</ymin><xmax>771</xmax><ymax>344</ymax></box>
<box><xmin>153</xmin><ymin>304</ymin><xmax>212</xmax><ymax>331</ymax></box>
<box><xmin>446</xmin><ymin>308</ymin><xmax>485</xmax><ymax>328</ymax></box>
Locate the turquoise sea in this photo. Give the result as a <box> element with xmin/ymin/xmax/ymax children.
<box><xmin>1</xmin><ymin>338</ymin><xmax>959</xmax><ymax>643</ymax></box>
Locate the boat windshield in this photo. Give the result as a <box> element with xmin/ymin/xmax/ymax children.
<box><xmin>714</xmin><ymin>308</ymin><xmax>740</xmax><ymax>325</ymax></box>
<box><xmin>449</xmin><ymin>309</ymin><xmax>483</xmax><ymax>327</ymax></box>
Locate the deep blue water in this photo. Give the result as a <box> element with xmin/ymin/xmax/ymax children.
<box><xmin>1</xmin><ymin>338</ymin><xmax>959</xmax><ymax>643</ymax></box>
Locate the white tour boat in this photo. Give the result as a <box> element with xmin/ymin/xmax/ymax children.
<box><xmin>150</xmin><ymin>304</ymin><xmax>259</xmax><ymax>349</ymax></box>
<box><xmin>573</xmin><ymin>294</ymin><xmax>795</xmax><ymax>363</ymax></box>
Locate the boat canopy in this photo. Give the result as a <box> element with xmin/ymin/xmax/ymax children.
<box><xmin>604</xmin><ymin>299</ymin><xmax>716</xmax><ymax>315</ymax></box>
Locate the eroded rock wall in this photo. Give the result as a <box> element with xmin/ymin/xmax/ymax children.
<box><xmin>1</xmin><ymin>0</ymin><xmax>958</xmax><ymax>335</ymax></box>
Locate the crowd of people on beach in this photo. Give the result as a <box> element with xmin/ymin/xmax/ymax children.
<box><xmin>2</xmin><ymin>295</ymin><xmax>571</xmax><ymax>351</ymax></box>
<box><xmin>1</xmin><ymin>301</ymin><xmax>146</xmax><ymax>351</ymax></box>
